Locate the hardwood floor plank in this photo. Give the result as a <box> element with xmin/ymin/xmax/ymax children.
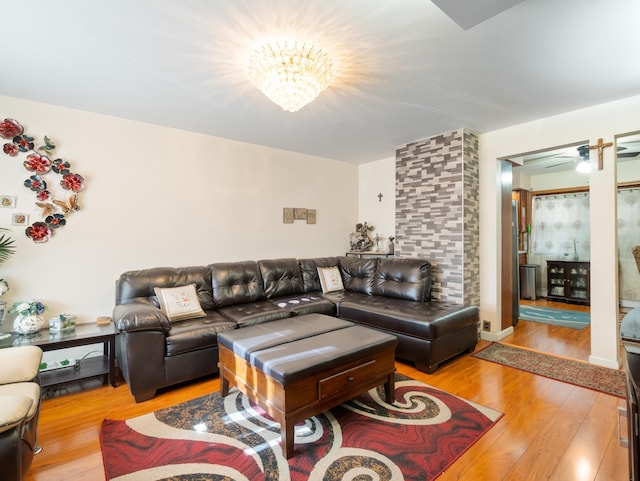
<box><xmin>501</xmin><ymin>385</ymin><xmax>597</xmax><ymax>481</ymax></box>
<box><xmin>26</xmin><ymin>318</ymin><xmax>630</xmax><ymax>481</ymax></box>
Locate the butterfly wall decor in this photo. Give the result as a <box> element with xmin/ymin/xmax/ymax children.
<box><xmin>1</xmin><ymin>118</ymin><xmax>86</xmax><ymax>243</ymax></box>
<box><xmin>36</xmin><ymin>194</ymin><xmax>81</xmax><ymax>217</ymax></box>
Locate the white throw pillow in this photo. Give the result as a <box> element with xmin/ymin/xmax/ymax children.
<box><xmin>317</xmin><ymin>266</ymin><xmax>344</xmax><ymax>293</ymax></box>
<box><xmin>154</xmin><ymin>284</ymin><xmax>206</xmax><ymax>321</ymax></box>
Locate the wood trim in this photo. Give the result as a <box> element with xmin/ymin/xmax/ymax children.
<box><xmin>501</xmin><ymin>161</ymin><xmax>515</xmax><ymax>330</ymax></box>
<box><xmin>532</xmin><ymin>181</ymin><xmax>640</xmax><ymax>197</ymax></box>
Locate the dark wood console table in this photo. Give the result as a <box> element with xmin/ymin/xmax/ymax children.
<box><xmin>0</xmin><ymin>322</ymin><xmax>117</xmax><ymax>389</ymax></box>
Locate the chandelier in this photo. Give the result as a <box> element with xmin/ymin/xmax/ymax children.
<box><xmin>247</xmin><ymin>41</ymin><xmax>334</xmax><ymax>112</ymax></box>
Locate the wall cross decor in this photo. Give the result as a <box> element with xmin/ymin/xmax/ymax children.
<box><xmin>589</xmin><ymin>137</ymin><xmax>613</xmax><ymax>171</ymax></box>
<box><xmin>378</xmin><ymin>193</ymin><xmax>383</xmax><ymax>202</ymax></box>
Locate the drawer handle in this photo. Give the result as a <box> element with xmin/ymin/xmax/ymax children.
<box><xmin>348</xmin><ymin>376</ymin><xmax>354</xmax><ymax>382</ymax></box>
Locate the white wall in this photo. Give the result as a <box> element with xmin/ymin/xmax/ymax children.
<box><xmin>357</xmin><ymin>156</ymin><xmax>396</xmax><ymax>246</ymax></box>
<box><xmin>0</xmin><ymin>95</ymin><xmax>358</xmax><ymax>326</ymax></box>
<box><xmin>479</xmin><ymin>94</ymin><xmax>640</xmax><ymax>369</ymax></box>
<box><xmin>357</xmin><ymin>95</ymin><xmax>640</xmax><ymax>369</ymax></box>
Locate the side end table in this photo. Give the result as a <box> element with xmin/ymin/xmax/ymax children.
<box><xmin>0</xmin><ymin>322</ymin><xmax>117</xmax><ymax>389</ymax></box>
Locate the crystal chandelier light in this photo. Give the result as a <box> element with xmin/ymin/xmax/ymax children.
<box><xmin>247</xmin><ymin>41</ymin><xmax>334</xmax><ymax>112</ymax></box>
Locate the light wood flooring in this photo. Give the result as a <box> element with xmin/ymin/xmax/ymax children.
<box><xmin>512</xmin><ymin>298</ymin><xmax>593</xmax><ymax>362</ymax></box>
<box><xmin>27</xmin><ymin>303</ymin><xmax>629</xmax><ymax>481</ymax></box>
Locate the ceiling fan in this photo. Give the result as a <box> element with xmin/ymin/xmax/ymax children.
<box><xmin>545</xmin><ymin>145</ymin><xmax>589</xmax><ymax>169</ymax></box>
<box><xmin>545</xmin><ymin>144</ymin><xmax>632</xmax><ymax>168</ymax></box>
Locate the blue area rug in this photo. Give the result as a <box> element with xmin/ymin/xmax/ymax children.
<box><xmin>518</xmin><ymin>305</ymin><xmax>590</xmax><ymax>330</ymax></box>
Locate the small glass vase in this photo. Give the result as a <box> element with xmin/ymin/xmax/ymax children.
<box><xmin>13</xmin><ymin>314</ymin><xmax>45</xmax><ymax>335</ymax></box>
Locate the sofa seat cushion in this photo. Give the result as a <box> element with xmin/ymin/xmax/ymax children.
<box><xmin>217</xmin><ymin>314</ymin><xmax>354</xmax><ymax>360</ymax></box>
<box><xmin>269</xmin><ymin>293</ymin><xmax>336</xmax><ymax>316</ymax></box>
<box><xmin>165</xmin><ymin>312</ymin><xmax>237</xmax><ymax>357</ymax></box>
<box><xmin>339</xmin><ymin>297</ymin><xmax>479</xmax><ymax>340</ymax></box>
<box><xmin>321</xmin><ymin>290</ymin><xmax>370</xmax><ymax>312</ymax></box>
<box><xmin>218</xmin><ymin>301</ymin><xmax>291</xmax><ymax>327</ymax></box>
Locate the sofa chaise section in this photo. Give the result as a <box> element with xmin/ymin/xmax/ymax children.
<box><xmin>330</xmin><ymin>257</ymin><xmax>479</xmax><ymax>373</ymax></box>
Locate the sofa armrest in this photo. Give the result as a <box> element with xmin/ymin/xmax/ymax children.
<box><xmin>0</xmin><ymin>346</ymin><xmax>42</xmax><ymax>384</ymax></box>
<box><xmin>113</xmin><ymin>303</ymin><xmax>172</xmax><ymax>333</ymax></box>
<box><xmin>0</xmin><ymin>395</ymin><xmax>33</xmax><ymax>433</ymax></box>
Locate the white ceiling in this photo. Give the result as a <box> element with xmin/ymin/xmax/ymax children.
<box><xmin>2</xmin><ymin>0</ymin><xmax>640</xmax><ymax>164</ymax></box>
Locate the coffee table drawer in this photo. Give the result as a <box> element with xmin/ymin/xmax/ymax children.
<box><xmin>319</xmin><ymin>359</ymin><xmax>378</xmax><ymax>399</ymax></box>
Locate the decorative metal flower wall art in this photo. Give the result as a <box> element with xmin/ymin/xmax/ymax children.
<box><xmin>1</xmin><ymin>118</ymin><xmax>84</xmax><ymax>243</ymax></box>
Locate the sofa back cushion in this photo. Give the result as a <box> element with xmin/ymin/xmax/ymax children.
<box><xmin>299</xmin><ymin>257</ymin><xmax>341</xmax><ymax>292</ymax></box>
<box><xmin>372</xmin><ymin>258</ymin><xmax>432</xmax><ymax>302</ymax></box>
<box><xmin>210</xmin><ymin>261</ymin><xmax>266</xmax><ymax>308</ymax></box>
<box><xmin>115</xmin><ymin>266</ymin><xmax>215</xmax><ymax>311</ymax></box>
<box><xmin>338</xmin><ymin>257</ymin><xmax>377</xmax><ymax>295</ymax></box>
<box><xmin>258</xmin><ymin>258</ymin><xmax>304</xmax><ymax>299</ymax></box>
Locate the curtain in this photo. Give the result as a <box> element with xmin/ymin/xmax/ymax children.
<box><xmin>531</xmin><ymin>193</ymin><xmax>590</xmax><ymax>260</ymax></box>
<box><xmin>618</xmin><ymin>188</ymin><xmax>640</xmax><ymax>302</ymax></box>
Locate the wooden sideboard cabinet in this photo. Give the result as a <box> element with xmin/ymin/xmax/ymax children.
<box><xmin>546</xmin><ymin>260</ymin><xmax>590</xmax><ymax>305</ymax></box>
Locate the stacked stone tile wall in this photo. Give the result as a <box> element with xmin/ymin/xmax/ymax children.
<box><xmin>395</xmin><ymin>129</ymin><xmax>479</xmax><ymax>304</ymax></box>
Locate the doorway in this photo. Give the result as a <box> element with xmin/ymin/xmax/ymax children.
<box><xmin>501</xmin><ymin>135</ymin><xmax>640</xmax><ymax>362</ymax></box>
<box><xmin>501</xmin><ymin>143</ymin><xmax>593</xmax><ymax>362</ymax></box>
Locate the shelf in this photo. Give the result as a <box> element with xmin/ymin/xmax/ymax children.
<box><xmin>40</xmin><ymin>355</ymin><xmax>109</xmax><ymax>388</ymax></box>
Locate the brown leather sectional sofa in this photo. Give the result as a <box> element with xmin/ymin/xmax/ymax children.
<box><xmin>113</xmin><ymin>256</ymin><xmax>479</xmax><ymax>402</ymax></box>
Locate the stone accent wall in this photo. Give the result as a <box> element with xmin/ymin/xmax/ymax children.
<box><xmin>395</xmin><ymin>129</ymin><xmax>479</xmax><ymax>304</ymax></box>
<box><xmin>462</xmin><ymin>131</ymin><xmax>480</xmax><ymax>306</ymax></box>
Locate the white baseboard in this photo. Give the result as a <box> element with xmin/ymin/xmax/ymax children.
<box><xmin>480</xmin><ymin>326</ymin><xmax>514</xmax><ymax>342</ymax></box>
<box><xmin>588</xmin><ymin>354</ymin><xmax>621</xmax><ymax>370</ymax></box>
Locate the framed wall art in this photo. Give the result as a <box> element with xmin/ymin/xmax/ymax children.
<box><xmin>12</xmin><ymin>213</ymin><xmax>28</xmax><ymax>226</ymax></box>
<box><xmin>0</xmin><ymin>195</ymin><xmax>16</xmax><ymax>208</ymax></box>
<box><xmin>294</xmin><ymin>208</ymin><xmax>307</xmax><ymax>221</ymax></box>
<box><xmin>283</xmin><ymin>207</ymin><xmax>294</xmax><ymax>224</ymax></box>
<box><xmin>307</xmin><ymin>209</ymin><xmax>316</xmax><ymax>224</ymax></box>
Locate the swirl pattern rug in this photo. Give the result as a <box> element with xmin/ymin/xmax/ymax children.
<box><xmin>100</xmin><ymin>375</ymin><xmax>502</xmax><ymax>480</ymax></box>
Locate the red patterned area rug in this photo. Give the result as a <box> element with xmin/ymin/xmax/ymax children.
<box><xmin>100</xmin><ymin>374</ymin><xmax>502</xmax><ymax>480</ymax></box>
<box><xmin>473</xmin><ymin>343</ymin><xmax>626</xmax><ymax>398</ymax></box>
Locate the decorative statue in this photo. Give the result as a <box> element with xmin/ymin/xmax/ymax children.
<box><xmin>350</xmin><ymin>222</ymin><xmax>375</xmax><ymax>251</ymax></box>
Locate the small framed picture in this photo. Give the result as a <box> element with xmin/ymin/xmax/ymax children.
<box><xmin>307</xmin><ymin>209</ymin><xmax>316</xmax><ymax>224</ymax></box>
<box><xmin>283</xmin><ymin>207</ymin><xmax>294</xmax><ymax>224</ymax></box>
<box><xmin>12</xmin><ymin>213</ymin><xmax>28</xmax><ymax>226</ymax></box>
<box><xmin>294</xmin><ymin>208</ymin><xmax>307</xmax><ymax>221</ymax></box>
<box><xmin>0</xmin><ymin>195</ymin><xmax>16</xmax><ymax>208</ymax></box>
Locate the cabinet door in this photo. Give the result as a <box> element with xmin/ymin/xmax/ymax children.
<box><xmin>566</xmin><ymin>262</ymin><xmax>590</xmax><ymax>303</ymax></box>
<box><xmin>547</xmin><ymin>262</ymin><xmax>566</xmax><ymax>299</ymax></box>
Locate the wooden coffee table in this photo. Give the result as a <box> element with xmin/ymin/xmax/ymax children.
<box><xmin>218</xmin><ymin>320</ymin><xmax>396</xmax><ymax>459</ymax></box>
